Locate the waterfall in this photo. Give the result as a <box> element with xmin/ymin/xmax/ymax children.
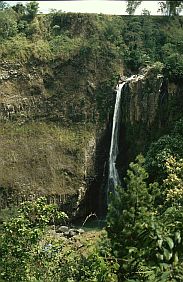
<box><xmin>108</xmin><ymin>75</ymin><xmax>139</xmax><ymax>199</ymax></box>
<box><xmin>108</xmin><ymin>82</ymin><xmax>125</xmax><ymax>194</ymax></box>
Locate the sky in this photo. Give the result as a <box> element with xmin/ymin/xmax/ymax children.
<box><xmin>8</xmin><ymin>1</ymin><xmax>161</xmax><ymax>15</ymax></box>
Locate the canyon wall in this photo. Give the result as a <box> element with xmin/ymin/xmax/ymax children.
<box><xmin>118</xmin><ymin>66</ymin><xmax>183</xmax><ymax>177</ymax></box>
<box><xmin>0</xmin><ymin>56</ymin><xmax>119</xmax><ymax>217</ymax></box>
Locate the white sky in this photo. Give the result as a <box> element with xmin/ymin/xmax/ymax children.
<box><xmin>8</xmin><ymin>1</ymin><xmax>161</xmax><ymax>15</ymax></box>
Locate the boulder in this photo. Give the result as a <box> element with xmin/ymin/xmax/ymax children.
<box><xmin>57</xmin><ymin>225</ymin><xmax>69</xmax><ymax>233</ymax></box>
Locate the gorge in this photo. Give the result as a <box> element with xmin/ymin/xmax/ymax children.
<box><xmin>0</xmin><ymin>63</ymin><xmax>175</xmax><ymax>218</ymax></box>
<box><xmin>1</xmin><ymin>4</ymin><xmax>183</xmax><ymax>281</ymax></box>
<box><xmin>0</xmin><ymin>11</ymin><xmax>182</xmax><ymax>220</ymax></box>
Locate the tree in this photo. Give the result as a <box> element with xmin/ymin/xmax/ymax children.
<box><xmin>163</xmin><ymin>156</ymin><xmax>183</xmax><ymax>206</ymax></box>
<box><xmin>0</xmin><ymin>9</ymin><xmax>18</xmax><ymax>39</ymax></box>
<box><xmin>0</xmin><ymin>1</ymin><xmax>8</xmax><ymax>10</ymax></box>
<box><xmin>164</xmin><ymin>52</ymin><xmax>183</xmax><ymax>81</ymax></box>
<box><xmin>26</xmin><ymin>0</ymin><xmax>39</xmax><ymax>21</ymax></box>
<box><xmin>158</xmin><ymin>1</ymin><xmax>183</xmax><ymax>16</ymax></box>
<box><xmin>145</xmin><ymin>120</ymin><xmax>183</xmax><ymax>183</ymax></box>
<box><xmin>107</xmin><ymin>155</ymin><xmax>183</xmax><ymax>281</ymax></box>
<box><xmin>107</xmin><ymin>155</ymin><xmax>160</xmax><ymax>280</ymax></box>
<box><xmin>123</xmin><ymin>16</ymin><xmax>146</xmax><ymax>70</ymax></box>
<box><xmin>12</xmin><ymin>3</ymin><xmax>26</xmax><ymax>17</ymax></box>
<box><xmin>126</xmin><ymin>0</ymin><xmax>142</xmax><ymax>15</ymax></box>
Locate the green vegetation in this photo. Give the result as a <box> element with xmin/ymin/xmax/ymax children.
<box><xmin>0</xmin><ymin>122</ymin><xmax>94</xmax><ymax>198</ymax></box>
<box><xmin>0</xmin><ymin>7</ymin><xmax>124</xmax><ymax>65</ymax></box>
<box><xmin>0</xmin><ymin>1</ymin><xmax>183</xmax><ymax>79</ymax></box>
<box><xmin>123</xmin><ymin>1</ymin><xmax>183</xmax><ymax>78</ymax></box>
<box><xmin>145</xmin><ymin>119</ymin><xmax>183</xmax><ymax>183</ymax></box>
<box><xmin>0</xmin><ymin>1</ymin><xmax>183</xmax><ymax>281</ymax></box>
<box><xmin>0</xmin><ymin>197</ymin><xmax>118</xmax><ymax>282</ymax></box>
<box><xmin>0</xmin><ymin>197</ymin><xmax>67</xmax><ymax>281</ymax></box>
<box><xmin>1</xmin><ymin>120</ymin><xmax>183</xmax><ymax>281</ymax></box>
<box><xmin>106</xmin><ymin>120</ymin><xmax>183</xmax><ymax>281</ymax></box>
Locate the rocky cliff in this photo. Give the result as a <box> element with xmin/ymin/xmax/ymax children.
<box><xmin>0</xmin><ymin>53</ymin><xmax>120</xmax><ymax>217</ymax></box>
<box><xmin>118</xmin><ymin>65</ymin><xmax>183</xmax><ymax>177</ymax></box>
<box><xmin>1</xmin><ymin>54</ymin><xmax>182</xmax><ymax>218</ymax></box>
<box><xmin>1</xmin><ymin>11</ymin><xmax>182</xmax><ymax>218</ymax></box>
<box><xmin>0</xmin><ymin>11</ymin><xmax>126</xmax><ymax>218</ymax></box>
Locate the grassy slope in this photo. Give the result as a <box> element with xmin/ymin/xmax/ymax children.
<box><xmin>0</xmin><ymin>122</ymin><xmax>95</xmax><ymax>196</ymax></box>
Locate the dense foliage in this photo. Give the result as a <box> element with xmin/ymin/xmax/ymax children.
<box><xmin>145</xmin><ymin>119</ymin><xmax>183</xmax><ymax>183</ymax></box>
<box><xmin>0</xmin><ymin>197</ymin><xmax>68</xmax><ymax>281</ymax></box>
<box><xmin>0</xmin><ymin>1</ymin><xmax>183</xmax><ymax>81</ymax></box>
<box><xmin>107</xmin><ymin>120</ymin><xmax>183</xmax><ymax>281</ymax></box>
<box><xmin>0</xmin><ymin>1</ymin><xmax>183</xmax><ymax>281</ymax></box>
<box><xmin>0</xmin><ymin>198</ymin><xmax>119</xmax><ymax>282</ymax></box>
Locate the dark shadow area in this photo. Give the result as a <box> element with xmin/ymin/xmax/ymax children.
<box><xmin>78</xmin><ymin>122</ymin><xmax>112</xmax><ymax>220</ymax></box>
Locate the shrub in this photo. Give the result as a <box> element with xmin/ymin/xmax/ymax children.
<box><xmin>0</xmin><ymin>9</ymin><xmax>18</xmax><ymax>39</ymax></box>
<box><xmin>0</xmin><ymin>197</ymin><xmax>67</xmax><ymax>281</ymax></box>
<box><xmin>107</xmin><ymin>155</ymin><xmax>183</xmax><ymax>281</ymax></box>
<box><xmin>164</xmin><ymin>52</ymin><xmax>183</xmax><ymax>81</ymax></box>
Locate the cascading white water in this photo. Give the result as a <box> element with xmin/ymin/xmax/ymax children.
<box><xmin>108</xmin><ymin>82</ymin><xmax>125</xmax><ymax>193</ymax></box>
<box><xmin>108</xmin><ymin>75</ymin><xmax>140</xmax><ymax>198</ymax></box>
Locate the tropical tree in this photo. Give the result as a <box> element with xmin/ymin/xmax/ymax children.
<box><xmin>158</xmin><ymin>1</ymin><xmax>183</xmax><ymax>16</ymax></box>
<box><xmin>0</xmin><ymin>9</ymin><xmax>17</xmax><ymax>39</ymax></box>
<box><xmin>12</xmin><ymin>2</ymin><xmax>26</xmax><ymax>17</ymax></box>
<box><xmin>126</xmin><ymin>0</ymin><xmax>142</xmax><ymax>15</ymax></box>
<box><xmin>107</xmin><ymin>154</ymin><xmax>183</xmax><ymax>281</ymax></box>
<box><xmin>107</xmin><ymin>155</ymin><xmax>159</xmax><ymax>280</ymax></box>
<box><xmin>145</xmin><ymin>120</ymin><xmax>183</xmax><ymax>183</ymax></box>
<box><xmin>26</xmin><ymin>0</ymin><xmax>39</xmax><ymax>21</ymax></box>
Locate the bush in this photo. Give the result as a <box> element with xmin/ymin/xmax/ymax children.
<box><xmin>145</xmin><ymin>134</ymin><xmax>183</xmax><ymax>183</ymax></box>
<box><xmin>49</xmin><ymin>34</ymin><xmax>84</xmax><ymax>60</ymax></box>
<box><xmin>0</xmin><ymin>35</ymin><xmax>52</xmax><ymax>62</ymax></box>
<box><xmin>107</xmin><ymin>155</ymin><xmax>183</xmax><ymax>281</ymax></box>
<box><xmin>0</xmin><ymin>197</ymin><xmax>67</xmax><ymax>281</ymax></box>
<box><xmin>0</xmin><ymin>9</ymin><xmax>18</xmax><ymax>39</ymax></box>
<box><xmin>164</xmin><ymin>52</ymin><xmax>183</xmax><ymax>81</ymax></box>
<box><xmin>0</xmin><ymin>35</ymin><xmax>32</xmax><ymax>61</ymax></box>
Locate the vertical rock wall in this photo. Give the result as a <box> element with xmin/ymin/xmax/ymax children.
<box><xmin>118</xmin><ymin>66</ymin><xmax>183</xmax><ymax>177</ymax></box>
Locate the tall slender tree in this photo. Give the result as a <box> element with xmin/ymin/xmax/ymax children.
<box><xmin>26</xmin><ymin>1</ymin><xmax>39</xmax><ymax>20</ymax></box>
<box><xmin>158</xmin><ymin>1</ymin><xmax>183</xmax><ymax>16</ymax></box>
<box><xmin>126</xmin><ymin>0</ymin><xmax>142</xmax><ymax>15</ymax></box>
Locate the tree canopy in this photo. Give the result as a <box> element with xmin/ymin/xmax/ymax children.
<box><xmin>126</xmin><ymin>1</ymin><xmax>183</xmax><ymax>16</ymax></box>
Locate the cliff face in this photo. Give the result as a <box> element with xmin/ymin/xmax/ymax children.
<box><xmin>0</xmin><ymin>60</ymin><xmax>94</xmax><ymax>123</ymax></box>
<box><xmin>1</xmin><ymin>55</ymin><xmax>182</xmax><ymax>217</ymax></box>
<box><xmin>118</xmin><ymin>66</ymin><xmax>183</xmax><ymax>176</ymax></box>
<box><xmin>0</xmin><ymin>55</ymin><xmax>119</xmax><ymax>216</ymax></box>
<box><xmin>0</xmin><ymin>11</ymin><xmax>125</xmax><ymax>218</ymax></box>
<box><xmin>1</xmin><ymin>12</ymin><xmax>182</xmax><ymax>218</ymax></box>
<box><xmin>122</xmin><ymin>71</ymin><xmax>163</xmax><ymax>126</ymax></box>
